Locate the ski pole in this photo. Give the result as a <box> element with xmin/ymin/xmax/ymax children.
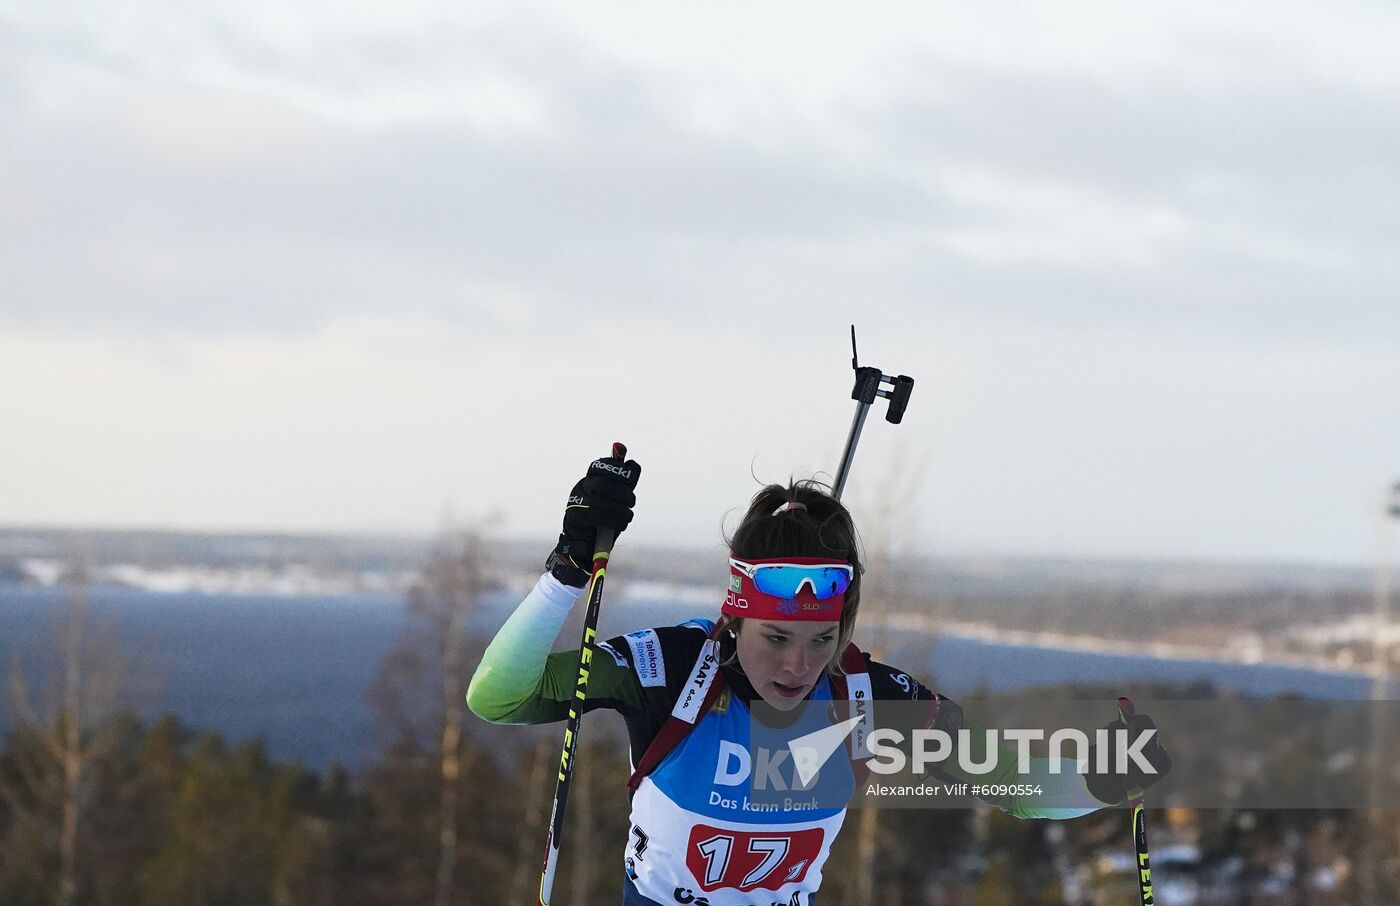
<box><xmin>1117</xmin><ymin>696</ymin><xmax>1155</xmax><ymax>906</ymax></box>
<box><xmin>538</xmin><ymin>442</ymin><xmax>627</xmax><ymax>906</ymax></box>
<box><xmin>833</xmin><ymin>325</ymin><xmax>914</xmax><ymax>501</ymax></box>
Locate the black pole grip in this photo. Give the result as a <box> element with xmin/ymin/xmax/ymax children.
<box><xmin>593</xmin><ymin>442</ymin><xmax>627</xmax><ymax>558</ymax></box>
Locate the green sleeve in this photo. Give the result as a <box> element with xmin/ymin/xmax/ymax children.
<box><xmin>466</xmin><ymin>574</ymin><xmax>649</xmax><ymax>725</ymax></box>
<box><xmin>937</xmin><ymin>721</ymin><xmax>1102</xmax><ymax>820</ymax></box>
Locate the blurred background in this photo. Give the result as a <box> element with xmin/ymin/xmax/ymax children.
<box><xmin>2</xmin><ymin>1</ymin><xmax>1399</xmax><ymax>903</ymax></box>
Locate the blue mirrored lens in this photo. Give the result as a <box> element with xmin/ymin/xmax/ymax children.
<box><xmin>751</xmin><ymin>566</ymin><xmax>851</xmax><ymax>600</ymax></box>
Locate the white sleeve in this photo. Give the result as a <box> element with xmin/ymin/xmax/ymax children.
<box><xmin>1002</xmin><ymin>758</ymin><xmax>1105</xmax><ymax>819</ymax></box>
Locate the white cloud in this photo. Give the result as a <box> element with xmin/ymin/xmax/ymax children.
<box><xmin>2</xmin><ymin>1</ymin><xmax>1398</xmax><ymax>563</ymax></box>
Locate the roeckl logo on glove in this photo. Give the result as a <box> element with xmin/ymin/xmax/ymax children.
<box><xmin>591</xmin><ymin>460</ymin><xmax>634</xmax><ymax>480</ymax></box>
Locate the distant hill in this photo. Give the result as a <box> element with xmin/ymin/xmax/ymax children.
<box><xmin>0</xmin><ymin>525</ymin><xmax>1376</xmax><ymax>647</ymax></box>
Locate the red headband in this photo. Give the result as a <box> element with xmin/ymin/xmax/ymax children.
<box><xmin>721</xmin><ymin>556</ymin><xmax>848</xmax><ymax>622</ymax></box>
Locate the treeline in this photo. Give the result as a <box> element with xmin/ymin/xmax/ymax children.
<box><xmin>6</xmin><ymin>707</ymin><xmax>1395</xmax><ymax>904</ymax></box>
<box><xmin>0</xmin><ymin>710</ymin><xmax>612</xmax><ymax>904</ymax></box>
<box><xmin>8</xmin><ymin>684</ymin><xmax>1400</xmax><ymax>904</ymax></box>
<box><xmin>0</xmin><ymin>699</ymin><xmax>1111</xmax><ymax>904</ymax></box>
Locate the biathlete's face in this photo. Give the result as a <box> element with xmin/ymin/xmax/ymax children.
<box><xmin>735</xmin><ymin>620</ymin><xmax>840</xmax><ymax>711</ymax></box>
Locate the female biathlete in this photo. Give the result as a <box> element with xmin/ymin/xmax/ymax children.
<box><xmin>468</xmin><ymin>453</ymin><xmax>1169</xmax><ymax>905</ymax></box>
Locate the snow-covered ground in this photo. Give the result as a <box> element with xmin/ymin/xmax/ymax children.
<box><xmin>16</xmin><ymin>558</ymin><xmax>417</xmax><ymax>597</ymax></box>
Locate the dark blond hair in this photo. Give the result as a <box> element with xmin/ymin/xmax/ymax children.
<box><xmin>720</xmin><ymin>479</ymin><xmax>863</xmax><ymax>674</ymax></box>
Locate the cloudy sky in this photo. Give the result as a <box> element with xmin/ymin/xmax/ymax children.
<box><xmin>3</xmin><ymin>2</ymin><xmax>1398</xmax><ymax>565</ymax></box>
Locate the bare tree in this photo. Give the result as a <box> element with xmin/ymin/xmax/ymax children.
<box><xmin>365</xmin><ymin>520</ymin><xmax>495</xmax><ymax>906</ymax></box>
<box><xmin>422</xmin><ymin>527</ymin><xmax>491</xmax><ymax>906</ymax></box>
<box><xmin>2</xmin><ymin>556</ymin><xmax>129</xmax><ymax>906</ymax></box>
<box><xmin>510</xmin><ymin>735</ymin><xmax>553</xmax><ymax>904</ymax></box>
<box><xmin>848</xmin><ymin>441</ymin><xmax>930</xmax><ymax>904</ymax></box>
<box><xmin>567</xmin><ymin>750</ymin><xmax>597</xmax><ymax>902</ymax></box>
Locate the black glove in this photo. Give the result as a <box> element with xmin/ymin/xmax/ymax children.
<box><xmin>1084</xmin><ymin>712</ymin><xmax>1172</xmax><ymax>805</ymax></box>
<box><xmin>545</xmin><ymin>453</ymin><xmax>641</xmax><ymax>587</ymax></box>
